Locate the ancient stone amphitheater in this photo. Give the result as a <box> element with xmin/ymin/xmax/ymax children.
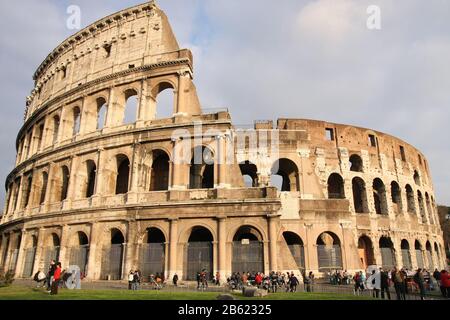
<box><xmin>0</xmin><ymin>1</ymin><xmax>446</xmax><ymax>282</ymax></box>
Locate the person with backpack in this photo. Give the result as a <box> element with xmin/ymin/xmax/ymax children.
<box><xmin>414</xmin><ymin>268</ymin><xmax>426</xmax><ymax>300</ymax></box>
<box><xmin>46</xmin><ymin>260</ymin><xmax>56</xmax><ymax>292</ymax></box>
<box><xmin>392</xmin><ymin>267</ymin><xmax>406</xmax><ymax>300</ymax></box>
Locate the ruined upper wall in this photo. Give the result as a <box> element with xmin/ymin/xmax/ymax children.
<box><xmin>26</xmin><ymin>1</ymin><xmax>184</xmax><ymax>120</ymax></box>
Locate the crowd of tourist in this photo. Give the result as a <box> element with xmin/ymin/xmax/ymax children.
<box><xmin>33</xmin><ymin>259</ymin><xmax>62</xmax><ymax>295</ymax></box>
<box><xmin>226</xmin><ymin>271</ymin><xmax>315</xmax><ymax>293</ymax></box>
<box><xmin>348</xmin><ymin>267</ymin><xmax>450</xmax><ymax>300</ymax></box>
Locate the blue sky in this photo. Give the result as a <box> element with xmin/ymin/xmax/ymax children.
<box><xmin>0</xmin><ymin>0</ymin><xmax>449</xmax><ymax>209</ymax></box>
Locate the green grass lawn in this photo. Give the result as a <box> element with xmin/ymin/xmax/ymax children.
<box><xmin>0</xmin><ymin>285</ymin><xmax>372</xmax><ymax>300</ymax></box>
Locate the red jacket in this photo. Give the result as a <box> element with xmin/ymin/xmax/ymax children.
<box><xmin>441</xmin><ymin>272</ymin><xmax>450</xmax><ymax>288</ymax></box>
<box><xmin>53</xmin><ymin>267</ymin><xmax>62</xmax><ymax>281</ymax></box>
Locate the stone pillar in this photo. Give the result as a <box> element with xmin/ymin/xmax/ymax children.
<box><xmin>58</xmin><ymin>225</ymin><xmax>70</xmax><ymax>269</ymax></box>
<box><xmin>170</xmin><ymin>138</ymin><xmax>189</xmax><ymax>190</ymax></box>
<box><xmin>91</xmin><ymin>149</ymin><xmax>105</xmax><ymax>207</ymax></box>
<box><xmin>0</xmin><ymin>234</ymin><xmax>9</xmax><ymax>270</ymax></box>
<box><xmin>124</xmin><ymin>221</ymin><xmax>137</xmax><ymax>279</ymax></box>
<box><xmin>42</xmin><ymin>163</ymin><xmax>55</xmax><ymax>213</ymax></box>
<box><xmin>216</xmin><ymin>135</ymin><xmax>229</xmax><ymax>188</ymax></box>
<box><xmin>86</xmin><ymin>223</ymin><xmax>101</xmax><ymax>280</ymax></box>
<box><xmin>14</xmin><ymin>230</ymin><xmax>27</xmax><ymax>277</ymax></box>
<box><xmin>127</xmin><ymin>144</ymin><xmax>140</xmax><ymax>204</ymax></box>
<box><xmin>217</xmin><ymin>217</ymin><xmax>227</xmax><ymax>278</ymax></box>
<box><xmin>3</xmin><ymin>231</ymin><xmax>15</xmax><ymax>272</ymax></box>
<box><xmin>268</xmin><ymin>215</ymin><xmax>279</xmax><ymax>272</ymax></box>
<box><xmin>168</xmin><ymin>219</ymin><xmax>178</xmax><ymax>279</ymax></box>
<box><xmin>63</xmin><ymin>156</ymin><xmax>78</xmax><ymax>210</ymax></box>
<box><xmin>32</xmin><ymin>228</ymin><xmax>45</xmax><ymax>275</ymax></box>
<box><xmin>14</xmin><ymin>177</ymin><xmax>24</xmax><ymax>218</ymax></box>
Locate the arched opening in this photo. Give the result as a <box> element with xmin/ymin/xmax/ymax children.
<box><xmin>401</xmin><ymin>240</ymin><xmax>412</xmax><ymax>269</ymax></box>
<box><xmin>357</xmin><ymin>236</ymin><xmax>374</xmax><ymax>269</ymax></box>
<box><xmin>186</xmin><ymin>227</ymin><xmax>213</xmax><ymax>281</ymax></box>
<box><xmin>8</xmin><ymin>234</ymin><xmax>22</xmax><ymax>272</ymax></box>
<box><xmin>22</xmin><ymin>175</ymin><xmax>33</xmax><ymax>209</ymax></box>
<box><xmin>415</xmin><ymin>240</ymin><xmax>424</xmax><ymax>269</ymax></box>
<box><xmin>189</xmin><ymin>146</ymin><xmax>214</xmax><ymax>189</ymax></box>
<box><xmin>69</xmin><ymin>231</ymin><xmax>89</xmax><ymax>276</ymax></box>
<box><xmin>327</xmin><ymin>173</ymin><xmax>345</xmax><ymax>199</ymax></box>
<box><xmin>123</xmin><ymin>89</ymin><xmax>138</xmax><ymax>125</ymax></box>
<box><xmin>349</xmin><ymin>154</ymin><xmax>363</xmax><ymax>172</ymax></box>
<box><xmin>150</xmin><ymin>150</ymin><xmax>170</xmax><ymax>191</ymax></box>
<box><xmin>96</xmin><ymin>97</ymin><xmax>108</xmax><ymax>130</ymax></box>
<box><xmin>270</xmin><ymin>158</ymin><xmax>300</xmax><ymax>192</ymax></box>
<box><xmin>282</xmin><ymin>232</ymin><xmax>305</xmax><ymax>271</ymax></box>
<box><xmin>316</xmin><ymin>232</ymin><xmax>342</xmax><ymax>272</ymax></box>
<box><xmin>406</xmin><ymin>185</ymin><xmax>415</xmax><ymax>214</ymax></box>
<box><xmin>373</xmin><ymin>178</ymin><xmax>388</xmax><ymax>215</ymax></box>
<box><xmin>434</xmin><ymin>243</ymin><xmax>441</xmax><ymax>269</ymax></box>
<box><xmin>44</xmin><ymin>233</ymin><xmax>60</xmax><ymax>270</ymax></box>
<box><xmin>232</xmin><ymin>226</ymin><xmax>264</xmax><ymax>274</ymax></box>
<box><xmin>379</xmin><ymin>237</ymin><xmax>396</xmax><ymax>269</ymax></box>
<box><xmin>101</xmin><ymin>228</ymin><xmax>125</xmax><ymax>280</ymax></box>
<box><xmin>425</xmin><ymin>241</ymin><xmax>434</xmax><ymax>269</ymax></box>
<box><xmin>391</xmin><ymin>181</ymin><xmax>403</xmax><ymax>214</ymax></box>
<box><xmin>417</xmin><ymin>191</ymin><xmax>426</xmax><ymax>223</ymax></box>
<box><xmin>72</xmin><ymin>107</ymin><xmax>81</xmax><ymax>136</ymax></box>
<box><xmin>413</xmin><ymin>170</ymin><xmax>421</xmax><ymax>186</ymax></box>
<box><xmin>52</xmin><ymin>115</ymin><xmax>60</xmax><ymax>144</ymax></box>
<box><xmin>352</xmin><ymin>177</ymin><xmax>368</xmax><ymax>213</ymax></box>
<box><xmin>152</xmin><ymin>82</ymin><xmax>175</xmax><ymax>119</ymax></box>
<box><xmin>85</xmin><ymin>161</ymin><xmax>97</xmax><ymax>198</ymax></box>
<box><xmin>115</xmin><ymin>155</ymin><xmax>130</xmax><ymax>195</ymax></box>
<box><xmin>39</xmin><ymin>172</ymin><xmax>48</xmax><ymax>205</ymax></box>
<box><xmin>239</xmin><ymin>161</ymin><xmax>258</xmax><ymax>188</ymax></box>
<box><xmin>22</xmin><ymin>235</ymin><xmax>38</xmax><ymax>278</ymax></box>
<box><xmin>36</xmin><ymin>124</ymin><xmax>44</xmax><ymax>152</ymax></box>
<box><xmin>140</xmin><ymin>228</ymin><xmax>166</xmax><ymax>280</ymax></box>
<box><xmin>425</xmin><ymin>193</ymin><xmax>433</xmax><ymax>225</ymax></box>
<box><xmin>60</xmin><ymin>166</ymin><xmax>70</xmax><ymax>202</ymax></box>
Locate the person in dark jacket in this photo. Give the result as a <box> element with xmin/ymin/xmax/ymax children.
<box><xmin>380</xmin><ymin>268</ymin><xmax>391</xmax><ymax>300</ymax></box>
<box><xmin>288</xmin><ymin>272</ymin><xmax>299</xmax><ymax>292</ymax></box>
<box><xmin>173</xmin><ymin>273</ymin><xmax>179</xmax><ymax>286</ymax></box>
<box><xmin>391</xmin><ymin>268</ymin><xmax>406</xmax><ymax>300</ymax></box>
<box><xmin>46</xmin><ymin>260</ymin><xmax>56</xmax><ymax>292</ymax></box>
<box><xmin>414</xmin><ymin>268</ymin><xmax>426</xmax><ymax>300</ymax></box>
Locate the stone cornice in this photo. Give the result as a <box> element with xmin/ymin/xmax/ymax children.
<box><xmin>18</xmin><ymin>58</ymin><xmax>192</xmax><ymax>148</ymax></box>
<box><xmin>33</xmin><ymin>1</ymin><xmax>157</xmax><ymax>81</ymax></box>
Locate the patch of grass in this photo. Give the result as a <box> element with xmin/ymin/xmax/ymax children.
<box><xmin>0</xmin><ymin>285</ymin><xmax>373</xmax><ymax>300</ymax></box>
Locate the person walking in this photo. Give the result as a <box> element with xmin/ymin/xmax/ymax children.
<box><xmin>289</xmin><ymin>272</ymin><xmax>299</xmax><ymax>293</ymax></box>
<box><xmin>392</xmin><ymin>268</ymin><xmax>406</xmax><ymax>300</ymax></box>
<box><xmin>380</xmin><ymin>268</ymin><xmax>391</xmax><ymax>300</ymax></box>
<box><xmin>215</xmin><ymin>272</ymin><xmax>221</xmax><ymax>286</ymax></box>
<box><xmin>414</xmin><ymin>268</ymin><xmax>426</xmax><ymax>300</ymax></box>
<box><xmin>173</xmin><ymin>273</ymin><xmax>179</xmax><ymax>286</ymax></box>
<box><xmin>439</xmin><ymin>270</ymin><xmax>450</xmax><ymax>298</ymax></box>
<box><xmin>46</xmin><ymin>260</ymin><xmax>56</xmax><ymax>292</ymax></box>
<box><xmin>128</xmin><ymin>270</ymin><xmax>134</xmax><ymax>290</ymax></box>
<box><xmin>50</xmin><ymin>262</ymin><xmax>62</xmax><ymax>295</ymax></box>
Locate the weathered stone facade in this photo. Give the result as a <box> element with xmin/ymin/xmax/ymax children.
<box><xmin>437</xmin><ymin>206</ymin><xmax>450</xmax><ymax>261</ymax></box>
<box><xmin>0</xmin><ymin>2</ymin><xmax>446</xmax><ymax>281</ymax></box>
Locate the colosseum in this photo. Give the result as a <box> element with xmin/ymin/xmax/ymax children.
<box><xmin>0</xmin><ymin>1</ymin><xmax>446</xmax><ymax>282</ymax></box>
